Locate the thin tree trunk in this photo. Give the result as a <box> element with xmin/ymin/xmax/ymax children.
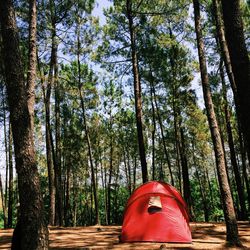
<box><xmin>64</xmin><ymin>159</ymin><xmax>71</xmax><ymax>227</ymax></box>
<box><xmin>196</xmin><ymin>169</ymin><xmax>209</xmax><ymax>222</ymax></box>
<box><xmin>242</xmin><ymin>152</ymin><xmax>250</xmax><ymax>211</ymax></box>
<box><xmin>193</xmin><ymin>0</ymin><xmax>241</xmax><ymax>246</ymax></box>
<box><xmin>151</xmin><ymin>77</ymin><xmax>174</xmax><ymax>185</ymax></box>
<box><xmin>107</xmin><ymin>133</ymin><xmax>113</xmax><ymax>225</ymax></box>
<box><xmin>192</xmin><ymin>139</ymin><xmax>209</xmax><ymax>221</ymax></box>
<box><xmin>99</xmin><ymin>148</ymin><xmax>108</xmax><ymax>225</ymax></box>
<box><xmin>133</xmin><ymin>155</ymin><xmax>137</xmax><ymax>191</ymax></box>
<box><xmin>78</xmin><ymin>87</ymin><xmax>99</xmax><ymax>225</ymax></box>
<box><xmin>0</xmin><ymin>174</ymin><xmax>7</xmax><ymax>229</ymax></box>
<box><xmin>39</xmin><ymin>49</ymin><xmax>56</xmax><ymax>226</ymax></box>
<box><xmin>0</xmin><ymin>0</ymin><xmax>49</xmax><ymax>248</ymax></box>
<box><xmin>54</xmin><ymin>54</ymin><xmax>63</xmax><ymax>227</ymax></box>
<box><xmin>126</xmin><ymin>150</ymin><xmax>132</xmax><ymax>195</ymax></box>
<box><xmin>77</xmin><ymin>32</ymin><xmax>99</xmax><ymax>224</ymax></box>
<box><xmin>149</xmin><ymin>80</ymin><xmax>156</xmax><ymax>180</ymax></box>
<box><xmin>219</xmin><ymin>62</ymin><xmax>247</xmax><ymax>220</ymax></box>
<box><xmin>2</xmin><ymin>88</ymin><xmax>8</xmax><ymax>229</ymax></box>
<box><xmin>26</xmin><ymin>0</ymin><xmax>37</xmax><ymax>131</ymax></box>
<box><xmin>104</xmin><ymin>157</ymin><xmax>108</xmax><ymax>225</ymax></box>
<box><xmin>213</xmin><ymin>0</ymin><xmax>238</xmax><ymax>101</ymax></box>
<box><xmin>221</xmin><ymin>0</ymin><xmax>250</xmax><ymax>164</ymax></box>
<box><xmin>37</xmin><ymin>5</ymin><xmax>58</xmax><ymax>224</ymax></box>
<box><xmin>72</xmin><ymin>174</ymin><xmax>77</xmax><ymax>227</ymax></box>
<box><xmin>113</xmin><ymin>162</ymin><xmax>121</xmax><ymax>224</ymax></box>
<box><xmin>180</xmin><ymin>128</ymin><xmax>193</xmax><ymax>218</ymax></box>
<box><xmin>126</xmin><ymin>0</ymin><xmax>148</xmax><ymax>183</ymax></box>
<box><xmin>8</xmin><ymin>127</ymin><xmax>13</xmax><ymax>228</ymax></box>
<box><xmin>205</xmin><ymin>167</ymin><xmax>214</xmax><ymax>210</ymax></box>
<box><xmin>213</xmin><ymin>0</ymin><xmax>250</xmax><ymax>214</ymax></box>
<box><xmin>173</xmin><ymin>107</ymin><xmax>182</xmax><ymax>192</ymax></box>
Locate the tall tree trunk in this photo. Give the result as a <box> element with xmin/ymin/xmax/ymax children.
<box><xmin>219</xmin><ymin>62</ymin><xmax>247</xmax><ymax>220</ymax></box>
<box><xmin>45</xmin><ymin>95</ymin><xmax>56</xmax><ymax>226</ymax></box>
<box><xmin>54</xmin><ymin>53</ymin><xmax>63</xmax><ymax>227</ymax></box>
<box><xmin>39</xmin><ymin>41</ymin><xmax>56</xmax><ymax>225</ymax></box>
<box><xmin>193</xmin><ymin>0</ymin><xmax>241</xmax><ymax>246</ymax></box>
<box><xmin>180</xmin><ymin>128</ymin><xmax>193</xmax><ymax>218</ymax></box>
<box><xmin>213</xmin><ymin>0</ymin><xmax>238</xmax><ymax>101</ymax></box>
<box><xmin>213</xmin><ymin>0</ymin><xmax>250</xmax><ymax>214</ymax></box>
<box><xmin>221</xmin><ymin>0</ymin><xmax>250</xmax><ymax>163</ymax></box>
<box><xmin>106</xmin><ymin>105</ymin><xmax>114</xmax><ymax>225</ymax></box>
<box><xmin>107</xmin><ymin>132</ymin><xmax>113</xmax><ymax>225</ymax></box>
<box><xmin>205</xmin><ymin>167</ymin><xmax>214</xmax><ymax>209</ymax></box>
<box><xmin>64</xmin><ymin>158</ymin><xmax>71</xmax><ymax>227</ymax></box>
<box><xmin>8</xmin><ymin>127</ymin><xmax>13</xmax><ymax>228</ymax></box>
<box><xmin>126</xmin><ymin>0</ymin><xmax>148</xmax><ymax>183</ymax></box>
<box><xmin>133</xmin><ymin>155</ymin><xmax>137</xmax><ymax>191</ymax></box>
<box><xmin>149</xmin><ymin>80</ymin><xmax>156</xmax><ymax>180</ymax></box>
<box><xmin>126</xmin><ymin>150</ymin><xmax>132</xmax><ymax>195</ymax></box>
<box><xmin>78</xmin><ymin>87</ymin><xmax>99</xmax><ymax>225</ymax></box>
<box><xmin>173</xmin><ymin>107</ymin><xmax>182</xmax><ymax>192</ymax></box>
<box><xmin>0</xmin><ymin>0</ymin><xmax>49</xmax><ymax>249</ymax></box>
<box><xmin>39</xmin><ymin>0</ymin><xmax>59</xmax><ymax>225</ymax></box>
<box><xmin>196</xmin><ymin>169</ymin><xmax>209</xmax><ymax>222</ymax></box>
<box><xmin>104</xmin><ymin>157</ymin><xmax>108</xmax><ymax>225</ymax></box>
<box><xmin>0</xmin><ymin>174</ymin><xmax>7</xmax><ymax>228</ymax></box>
<box><xmin>26</xmin><ymin>0</ymin><xmax>36</xmax><ymax>131</ymax></box>
<box><xmin>99</xmin><ymin>148</ymin><xmax>108</xmax><ymax>225</ymax></box>
<box><xmin>2</xmin><ymin>87</ymin><xmax>8</xmax><ymax>229</ymax></box>
<box><xmin>72</xmin><ymin>173</ymin><xmax>77</xmax><ymax>227</ymax></box>
<box><xmin>151</xmin><ymin>78</ymin><xmax>174</xmax><ymax>185</ymax></box>
<box><xmin>77</xmin><ymin>35</ymin><xmax>99</xmax><ymax>225</ymax></box>
<box><xmin>192</xmin><ymin>139</ymin><xmax>209</xmax><ymax>221</ymax></box>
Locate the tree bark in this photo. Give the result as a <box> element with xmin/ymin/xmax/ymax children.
<box><xmin>151</xmin><ymin>77</ymin><xmax>174</xmax><ymax>185</ymax></box>
<box><xmin>26</xmin><ymin>0</ymin><xmax>37</xmax><ymax>132</ymax></box>
<box><xmin>107</xmin><ymin>130</ymin><xmax>113</xmax><ymax>225</ymax></box>
<box><xmin>0</xmin><ymin>0</ymin><xmax>49</xmax><ymax>249</ymax></box>
<box><xmin>64</xmin><ymin>157</ymin><xmax>71</xmax><ymax>227</ymax></box>
<box><xmin>149</xmin><ymin>80</ymin><xmax>156</xmax><ymax>180</ymax></box>
<box><xmin>193</xmin><ymin>0</ymin><xmax>241</xmax><ymax>246</ymax></box>
<box><xmin>8</xmin><ymin>127</ymin><xmax>13</xmax><ymax>228</ymax></box>
<box><xmin>213</xmin><ymin>0</ymin><xmax>238</xmax><ymax>100</ymax></box>
<box><xmin>180</xmin><ymin>128</ymin><xmax>193</xmax><ymax>218</ymax></box>
<box><xmin>126</xmin><ymin>0</ymin><xmax>148</xmax><ymax>183</ymax></box>
<box><xmin>38</xmin><ymin>0</ymin><xmax>59</xmax><ymax>225</ymax></box>
<box><xmin>221</xmin><ymin>0</ymin><xmax>250</xmax><ymax>164</ymax></box>
<box><xmin>77</xmin><ymin>31</ymin><xmax>99</xmax><ymax>224</ymax></box>
<box><xmin>2</xmin><ymin>87</ymin><xmax>8</xmax><ymax>229</ymax></box>
<box><xmin>219</xmin><ymin>62</ymin><xmax>247</xmax><ymax>220</ymax></box>
<box><xmin>213</xmin><ymin>1</ymin><xmax>250</xmax><ymax>207</ymax></box>
<box><xmin>0</xmin><ymin>174</ymin><xmax>7</xmax><ymax>228</ymax></box>
<box><xmin>39</xmin><ymin>41</ymin><xmax>56</xmax><ymax>226</ymax></box>
<box><xmin>54</xmin><ymin>48</ymin><xmax>63</xmax><ymax>227</ymax></box>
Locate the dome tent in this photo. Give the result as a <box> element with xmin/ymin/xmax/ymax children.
<box><xmin>121</xmin><ymin>181</ymin><xmax>192</xmax><ymax>243</ymax></box>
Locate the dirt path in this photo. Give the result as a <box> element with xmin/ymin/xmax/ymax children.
<box><xmin>0</xmin><ymin>222</ymin><xmax>249</xmax><ymax>249</ymax></box>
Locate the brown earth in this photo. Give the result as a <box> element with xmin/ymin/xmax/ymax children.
<box><xmin>0</xmin><ymin>222</ymin><xmax>249</xmax><ymax>249</ymax></box>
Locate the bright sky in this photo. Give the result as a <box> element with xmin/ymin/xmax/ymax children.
<box><xmin>93</xmin><ymin>0</ymin><xmax>112</xmax><ymax>25</ymax></box>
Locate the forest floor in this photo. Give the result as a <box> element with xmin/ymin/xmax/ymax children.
<box><xmin>0</xmin><ymin>222</ymin><xmax>249</xmax><ymax>249</ymax></box>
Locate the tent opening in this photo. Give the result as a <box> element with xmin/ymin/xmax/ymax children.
<box><xmin>148</xmin><ymin>196</ymin><xmax>162</xmax><ymax>213</ymax></box>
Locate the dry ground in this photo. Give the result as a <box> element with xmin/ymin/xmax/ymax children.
<box><xmin>0</xmin><ymin>222</ymin><xmax>249</xmax><ymax>249</ymax></box>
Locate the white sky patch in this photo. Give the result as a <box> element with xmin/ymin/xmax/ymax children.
<box><xmin>93</xmin><ymin>0</ymin><xmax>113</xmax><ymax>26</ymax></box>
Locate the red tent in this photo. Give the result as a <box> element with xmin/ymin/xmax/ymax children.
<box><xmin>121</xmin><ymin>181</ymin><xmax>192</xmax><ymax>243</ymax></box>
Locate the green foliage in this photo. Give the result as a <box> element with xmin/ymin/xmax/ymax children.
<box><xmin>0</xmin><ymin>211</ymin><xmax>4</xmax><ymax>229</ymax></box>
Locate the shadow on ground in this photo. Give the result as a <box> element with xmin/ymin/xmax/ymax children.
<box><xmin>0</xmin><ymin>222</ymin><xmax>249</xmax><ymax>249</ymax></box>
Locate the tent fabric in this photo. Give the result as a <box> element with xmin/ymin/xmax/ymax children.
<box><xmin>121</xmin><ymin>181</ymin><xmax>192</xmax><ymax>243</ymax></box>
